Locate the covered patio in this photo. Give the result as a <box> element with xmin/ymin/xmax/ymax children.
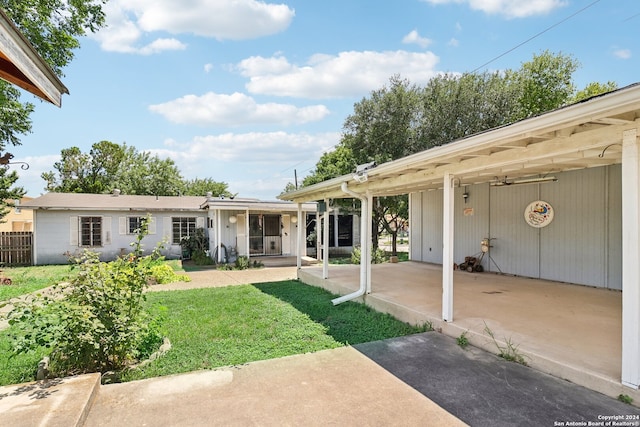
<box><xmin>299</xmin><ymin>261</ymin><xmax>628</xmax><ymax>399</ymax></box>
<box><xmin>281</xmin><ymin>83</ymin><xmax>640</xmax><ymax>400</ymax></box>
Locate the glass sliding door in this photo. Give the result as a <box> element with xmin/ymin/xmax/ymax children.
<box><xmin>249</xmin><ymin>214</ymin><xmax>282</xmax><ymax>256</ymax></box>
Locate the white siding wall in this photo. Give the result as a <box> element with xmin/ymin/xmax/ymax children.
<box><xmin>409</xmin><ymin>165</ymin><xmax>622</xmax><ymax>289</ymax></box>
<box><xmin>208</xmin><ymin>210</ymin><xmax>304</xmax><ymax>259</ymax></box>
<box><xmin>33</xmin><ymin>210</ymin><xmax>207</xmax><ymax>265</ymax></box>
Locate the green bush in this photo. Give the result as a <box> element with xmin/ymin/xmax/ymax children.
<box><xmin>149</xmin><ymin>264</ymin><xmax>190</xmax><ymax>284</ymax></box>
<box><xmin>351</xmin><ymin>246</ymin><xmax>386</xmax><ymax>265</ymax></box>
<box><xmin>7</xmin><ymin>217</ymin><xmax>165</xmax><ymax>376</ymax></box>
<box><xmin>235</xmin><ymin>256</ymin><xmax>250</xmax><ymax>270</ymax></box>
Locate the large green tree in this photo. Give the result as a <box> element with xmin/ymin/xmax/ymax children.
<box><xmin>43</xmin><ymin>141</ymin><xmax>232</xmax><ymax>197</ymax></box>
<box><xmin>42</xmin><ymin>141</ymin><xmax>125</xmax><ymax>193</ymax></box>
<box><xmin>0</xmin><ymin>0</ymin><xmax>107</xmax><ymax>217</ymax></box>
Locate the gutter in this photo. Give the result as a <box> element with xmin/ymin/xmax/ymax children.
<box><xmin>331</xmin><ymin>182</ymin><xmax>370</xmax><ymax>305</ymax></box>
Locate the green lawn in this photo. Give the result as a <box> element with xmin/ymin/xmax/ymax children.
<box><xmin>0</xmin><ymin>278</ymin><xmax>429</xmax><ymax>385</ymax></box>
<box><xmin>0</xmin><ymin>265</ymin><xmax>76</xmax><ymax>303</ymax></box>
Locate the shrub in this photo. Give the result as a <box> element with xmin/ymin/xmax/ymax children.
<box><xmin>180</xmin><ymin>228</ymin><xmax>212</xmax><ymax>265</ymax></box>
<box><xmin>149</xmin><ymin>264</ymin><xmax>190</xmax><ymax>284</ymax></box>
<box><xmin>351</xmin><ymin>246</ymin><xmax>386</xmax><ymax>265</ymax></box>
<box><xmin>235</xmin><ymin>256</ymin><xmax>250</xmax><ymax>270</ymax></box>
<box><xmin>7</xmin><ymin>216</ymin><xmax>165</xmax><ymax>376</ymax></box>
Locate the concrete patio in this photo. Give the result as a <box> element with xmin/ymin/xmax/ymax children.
<box><xmin>298</xmin><ymin>261</ymin><xmax>635</xmax><ymax>401</ymax></box>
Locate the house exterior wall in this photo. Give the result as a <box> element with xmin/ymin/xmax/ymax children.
<box><xmin>32</xmin><ymin>209</ymin><xmax>207</xmax><ymax>265</ymax></box>
<box><xmin>409</xmin><ymin>165</ymin><xmax>622</xmax><ymax>290</ymax></box>
<box><xmin>208</xmin><ymin>209</ymin><xmax>305</xmax><ymax>259</ymax></box>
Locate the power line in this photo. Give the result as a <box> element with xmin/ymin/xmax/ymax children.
<box><xmin>471</xmin><ymin>0</ymin><xmax>602</xmax><ymax>73</ymax></box>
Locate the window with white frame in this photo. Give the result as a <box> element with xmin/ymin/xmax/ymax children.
<box><xmin>128</xmin><ymin>216</ymin><xmax>143</xmax><ymax>234</ymax></box>
<box><xmin>172</xmin><ymin>217</ymin><xmax>196</xmax><ymax>244</ymax></box>
<box><xmin>80</xmin><ymin>216</ymin><xmax>102</xmax><ymax>247</ymax></box>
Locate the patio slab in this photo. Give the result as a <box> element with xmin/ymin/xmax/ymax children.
<box><xmin>299</xmin><ymin>261</ymin><xmax>637</xmax><ymax>401</ymax></box>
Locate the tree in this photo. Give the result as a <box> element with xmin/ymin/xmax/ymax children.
<box><xmin>572</xmin><ymin>81</ymin><xmax>618</xmax><ymax>103</ymax></box>
<box><xmin>183</xmin><ymin>177</ymin><xmax>233</xmax><ymax>198</ymax></box>
<box><xmin>509</xmin><ymin>50</ymin><xmax>580</xmax><ymax>119</ymax></box>
<box><xmin>115</xmin><ymin>149</ymin><xmax>185</xmax><ymax>196</ymax></box>
<box><xmin>0</xmin><ymin>166</ymin><xmax>25</xmax><ymax>221</ymax></box>
<box><xmin>0</xmin><ymin>0</ymin><xmax>107</xmax><ymax>218</ymax></box>
<box><xmin>302</xmin><ymin>145</ymin><xmax>356</xmax><ymax>187</ymax></box>
<box><xmin>43</xmin><ymin>141</ymin><xmax>126</xmax><ymax>193</ymax></box>
<box><xmin>43</xmin><ymin>142</ymin><xmax>233</xmax><ymax>197</ymax></box>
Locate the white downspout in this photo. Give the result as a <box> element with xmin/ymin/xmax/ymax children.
<box><xmin>332</xmin><ymin>182</ymin><xmax>369</xmax><ymax>305</ymax></box>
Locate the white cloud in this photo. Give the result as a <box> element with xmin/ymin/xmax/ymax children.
<box><xmin>238</xmin><ymin>50</ymin><xmax>440</xmax><ymax>99</ymax></box>
<box><xmin>402</xmin><ymin>30</ymin><xmax>433</xmax><ymax>48</ymax></box>
<box><xmin>204</xmin><ymin>63</ymin><xmax>214</xmax><ymax>73</ymax></box>
<box><xmin>93</xmin><ymin>0</ymin><xmax>294</xmax><ymax>54</ymax></box>
<box><xmin>149</xmin><ymin>92</ymin><xmax>330</xmax><ymax>126</ymax></box>
<box><xmin>613</xmin><ymin>48</ymin><xmax>632</xmax><ymax>60</ymax></box>
<box><xmin>422</xmin><ymin>0</ymin><xmax>566</xmax><ymax>18</ymax></box>
<box><xmin>448</xmin><ymin>38</ymin><xmax>459</xmax><ymax>47</ymax></box>
<box><xmin>149</xmin><ymin>131</ymin><xmax>339</xmax><ymax>198</ymax></box>
<box><xmin>153</xmin><ymin>131</ymin><xmax>337</xmax><ymax>164</ymax></box>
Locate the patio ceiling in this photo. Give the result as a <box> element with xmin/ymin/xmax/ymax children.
<box><xmin>280</xmin><ymin>83</ymin><xmax>640</xmax><ymax>203</ymax></box>
<box><xmin>0</xmin><ymin>8</ymin><xmax>68</xmax><ymax>106</ymax></box>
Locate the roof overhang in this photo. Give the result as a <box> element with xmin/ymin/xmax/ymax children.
<box><xmin>280</xmin><ymin>83</ymin><xmax>640</xmax><ymax>203</ymax></box>
<box><xmin>202</xmin><ymin>199</ymin><xmax>317</xmax><ymax>212</ymax></box>
<box><xmin>0</xmin><ymin>7</ymin><xmax>68</xmax><ymax>106</ymax></box>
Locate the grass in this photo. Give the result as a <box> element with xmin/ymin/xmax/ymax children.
<box><xmin>0</xmin><ymin>277</ymin><xmax>429</xmax><ymax>385</ymax></box>
<box><xmin>122</xmin><ymin>280</ymin><xmax>427</xmax><ymax>382</ymax></box>
<box><xmin>0</xmin><ymin>265</ymin><xmax>76</xmax><ymax>303</ymax></box>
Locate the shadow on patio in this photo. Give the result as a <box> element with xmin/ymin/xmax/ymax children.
<box><xmin>298</xmin><ymin>261</ymin><xmax>632</xmax><ymax>400</ymax></box>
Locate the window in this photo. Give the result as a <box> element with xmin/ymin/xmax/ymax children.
<box><xmin>337</xmin><ymin>215</ymin><xmax>353</xmax><ymax>247</ymax></box>
<box><xmin>80</xmin><ymin>216</ymin><xmax>102</xmax><ymax>247</ymax></box>
<box><xmin>172</xmin><ymin>217</ymin><xmax>196</xmax><ymax>244</ymax></box>
<box><xmin>128</xmin><ymin>217</ymin><xmax>143</xmax><ymax>234</ymax></box>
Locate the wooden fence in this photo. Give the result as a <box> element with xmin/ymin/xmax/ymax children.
<box><xmin>0</xmin><ymin>231</ymin><xmax>32</xmax><ymax>266</ymax></box>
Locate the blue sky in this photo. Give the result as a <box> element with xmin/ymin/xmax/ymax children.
<box><xmin>13</xmin><ymin>0</ymin><xmax>640</xmax><ymax>199</ymax></box>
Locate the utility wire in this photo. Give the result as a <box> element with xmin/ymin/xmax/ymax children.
<box><xmin>471</xmin><ymin>0</ymin><xmax>602</xmax><ymax>73</ymax></box>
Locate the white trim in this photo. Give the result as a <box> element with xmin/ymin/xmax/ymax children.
<box><xmin>622</xmin><ymin>128</ymin><xmax>640</xmax><ymax>388</ymax></box>
<box><xmin>442</xmin><ymin>173</ymin><xmax>454</xmax><ymax>322</ymax></box>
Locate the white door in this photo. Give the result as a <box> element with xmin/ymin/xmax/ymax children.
<box><xmin>282</xmin><ymin>214</ymin><xmax>291</xmax><ymax>255</ymax></box>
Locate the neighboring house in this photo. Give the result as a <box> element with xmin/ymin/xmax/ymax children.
<box><xmin>0</xmin><ymin>196</ymin><xmax>33</xmax><ymax>232</ymax></box>
<box><xmin>21</xmin><ymin>192</ymin><xmax>316</xmax><ymax>265</ymax></box>
<box><xmin>280</xmin><ymin>83</ymin><xmax>640</xmax><ymax>392</ymax></box>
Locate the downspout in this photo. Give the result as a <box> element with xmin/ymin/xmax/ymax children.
<box><xmin>332</xmin><ymin>182</ymin><xmax>369</xmax><ymax>305</ymax></box>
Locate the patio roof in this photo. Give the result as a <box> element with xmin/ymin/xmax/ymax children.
<box><xmin>280</xmin><ymin>83</ymin><xmax>640</xmax><ymax>202</ymax></box>
<box><xmin>202</xmin><ymin>197</ymin><xmax>317</xmax><ymax>212</ymax></box>
<box><xmin>0</xmin><ymin>7</ymin><xmax>68</xmax><ymax>106</ymax></box>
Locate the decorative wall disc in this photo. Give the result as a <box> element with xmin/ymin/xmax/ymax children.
<box><xmin>524</xmin><ymin>200</ymin><xmax>554</xmax><ymax>228</ymax></box>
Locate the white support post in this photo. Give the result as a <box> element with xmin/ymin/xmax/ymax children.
<box><xmin>442</xmin><ymin>173</ymin><xmax>455</xmax><ymax>322</ymax></box>
<box><xmin>245</xmin><ymin>208</ymin><xmax>250</xmax><ymax>262</ymax></box>
<box><xmin>216</xmin><ymin>209</ymin><xmax>222</xmax><ymax>263</ymax></box>
<box><xmin>323</xmin><ymin>199</ymin><xmax>329</xmax><ymax>279</ymax></box>
<box><xmin>622</xmin><ymin>128</ymin><xmax>640</xmax><ymax>388</ymax></box>
<box><xmin>315</xmin><ymin>211</ymin><xmax>321</xmax><ymax>262</ymax></box>
<box><xmin>366</xmin><ymin>192</ymin><xmax>373</xmax><ymax>294</ymax></box>
<box><xmin>296</xmin><ymin>203</ymin><xmax>302</xmax><ymax>270</ymax></box>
